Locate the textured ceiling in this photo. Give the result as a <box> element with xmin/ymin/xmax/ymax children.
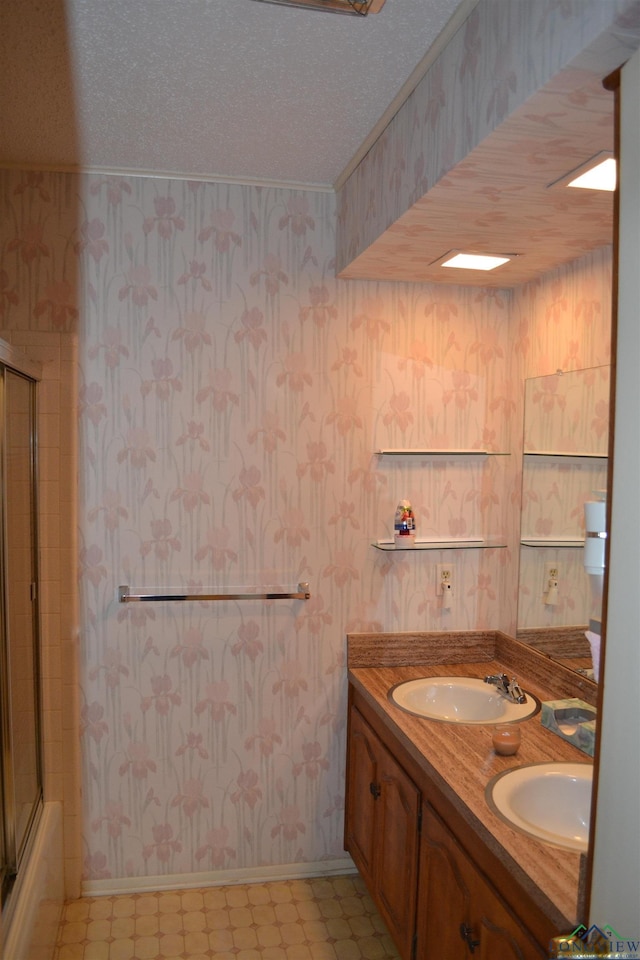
<box><xmin>0</xmin><ymin>0</ymin><xmax>468</xmax><ymax>188</ymax></box>
<box><xmin>0</xmin><ymin>0</ymin><xmax>626</xmax><ymax>286</ymax></box>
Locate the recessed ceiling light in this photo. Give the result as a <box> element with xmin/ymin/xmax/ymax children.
<box><xmin>435</xmin><ymin>252</ymin><xmax>512</xmax><ymax>271</ymax></box>
<box><xmin>548</xmin><ymin>151</ymin><xmax>616</xmax><ymax>192</ymax></box>
<box><xmin>248</xmin><ymin>0</ymin><xmax>386</xmax><ymax>14</ymax></box>
<box><xmin>568</xmin><ymin>157</ymin><xmax>616</xmax><ymax>191</ymax></box>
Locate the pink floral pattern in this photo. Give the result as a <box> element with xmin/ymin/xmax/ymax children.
<box><xmin>0</xmin><ymin>143</ymin><xmax>611</xmax><ymax>884</ymax></box>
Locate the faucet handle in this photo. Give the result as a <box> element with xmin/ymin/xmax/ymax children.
<box><xmin>507</xmin><ymin>677</ymin><xmax>526</xmax><ymax>704</ymax></box>
<box><xmin>484</xmin><ymin>673</ymin><xmax>508</xmax><ymax>685</ymax></box>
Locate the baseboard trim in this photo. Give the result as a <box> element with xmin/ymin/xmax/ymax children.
<box><xmin>82</xmin><ymin>856</ymin><xmax>357</xmax><ymax>898</ymax></box>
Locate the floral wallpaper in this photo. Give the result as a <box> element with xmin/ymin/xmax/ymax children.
<box><xmin>74</xmin><ymin>175</ymin><xmax>521</xmax><ymax>882</ymax></box>
<box><xmin>0</xmin><ymin>167</ymin><xmax>612</xmax><ymax>886</ymax></box>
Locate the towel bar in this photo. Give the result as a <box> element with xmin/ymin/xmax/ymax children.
<box><xmin>118</xmin><ymin>583</ymin><xmax>310</xmax><ymax>603</ymax></box>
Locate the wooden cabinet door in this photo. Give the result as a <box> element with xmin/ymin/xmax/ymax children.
<box><xmin>418</xmin><ymin>801</ymin><xmax>470</xmax><ymax>960</ymax></box>
<box><xmin>374</xmin><ymin>740</ymin><xmax>420</xmax><ymax>958</ymax></box>
<box><xmin>345</xmin><ymin>706</ymin><xmax>420</xmax><ymax>960</ymax></box>
<box><xmin>344</xmin><ymin>705</ymin><xmax>378</xmax><ymax>889</ymax></box>
<box><xmin>418</xmin><ymin>804</ymin><xmax>545</xmax><ymax>960</ymax></box>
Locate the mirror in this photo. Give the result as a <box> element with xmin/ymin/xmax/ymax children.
<box><xmin>516</xmin><ymin>365</ymin><xmax>610</xmax><ymax>678</ymax></box>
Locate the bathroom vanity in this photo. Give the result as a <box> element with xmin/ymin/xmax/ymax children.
<box><xmin>344</xmin><ymin>631</ymin><xmax>597</xmax><ymax>960</ymax></box>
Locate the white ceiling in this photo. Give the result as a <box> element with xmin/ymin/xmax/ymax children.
<box><xmin>0</xmin><ymin>0</ymin><xmax>469</xmax><ymax>189</ymax></box>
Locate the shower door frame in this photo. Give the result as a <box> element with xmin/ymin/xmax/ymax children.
<box><xmin>0</xmin><ymin>341</ymin><xmax>43</xmax><ymax>917</ymax></box>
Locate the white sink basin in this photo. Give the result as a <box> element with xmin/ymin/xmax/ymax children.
<box><xmin>389</xmin><ymin>677</ymin><xmax>539</xmax><ymax>724</ymax></box>
<box><xmin>486</xmin><ymin>762</ymin><xmax>593</xmax><ymax>852</ymax></box>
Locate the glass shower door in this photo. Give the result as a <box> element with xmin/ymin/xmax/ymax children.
<box><xmin>0</xmin><ymin>365</ymin><xmax>42</xmax><ymax>911</ymax></box>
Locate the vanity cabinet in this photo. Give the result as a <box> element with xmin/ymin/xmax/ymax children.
<box><xmin>345</xmin><ymin>706</ymin><xmax>420</xmax><ymax>959</ymax></box>
<box><xmin>418</xmin><ymin>803</ymin><xmax>545</xmax><ymax>959</ymax></box>
<box><xmin>345</xmin><ymin>692</ymin><xmax>551</xmax><ymax>960</ymax></box>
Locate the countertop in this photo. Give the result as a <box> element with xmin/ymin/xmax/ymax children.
<box><xmin>346</xmin><ymin>630</ymin><xmax>597</xmax><ymax>931</ymax></box>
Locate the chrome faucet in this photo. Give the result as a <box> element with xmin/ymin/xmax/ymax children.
<box><xmin>484</xmin><ymin>673</ymin><xmax>527</xmax><ymax>704</ymax></box>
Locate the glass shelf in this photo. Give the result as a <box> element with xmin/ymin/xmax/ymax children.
<box><xmin>520</xmin><ymin>539</ymin><xmax>585</xmax><ymax>548</ymax></box>
<box><xmin>523</xmin><ymin>451</ymin><xmax>606</xmax><ymax>459</ymax></box>
<box><xmin>373</xmin><ymin>539</ymin><xmax>507</xmax><ymax>551</ymax></box>
<box><xmin>376</xmin><ymin>449</ymin><xmax>509</xmax><ymax>456</ymax></box>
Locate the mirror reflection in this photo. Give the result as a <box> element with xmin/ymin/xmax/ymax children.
<box><xmin>516</xmin><ymin>365</ymin><xmax>610</xmax><ymax>680</ymax></box>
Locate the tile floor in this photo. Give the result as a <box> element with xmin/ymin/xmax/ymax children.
<box><xmin>54</xmin><ymin>873</ymin><xmax>401</xmax><ymax>960</ymax></box>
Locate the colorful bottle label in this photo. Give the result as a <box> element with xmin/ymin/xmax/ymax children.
<box><xmin>394</xmin><ymin>500</ymin><xmax>415</xmax><ymax>534</ymax></box>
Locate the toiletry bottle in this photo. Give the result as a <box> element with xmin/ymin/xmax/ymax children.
<box><xmin>394</xmin><ymin>500</ymin><xmax>416</xmax><ymax>546</ymax></box>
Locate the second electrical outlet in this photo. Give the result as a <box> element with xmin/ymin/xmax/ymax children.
<box><xmin>436</xmin><ymin>563</ymin><xmax>455</xmax><ymax>596</ymax></box>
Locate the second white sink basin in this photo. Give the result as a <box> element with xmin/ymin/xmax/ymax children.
<box><xmin>389</xmin><ymin>677</ymin><xmax>539</xmax><ymax>724</ymax></box>
<box><xmin>486</xmin><ymin>762</ymin><xmax>593</xmax><ymax>852</ymax></box>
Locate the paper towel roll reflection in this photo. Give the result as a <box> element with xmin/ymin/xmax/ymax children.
<box><xmin>584</xmin><ymin>499</ymin><xmax>606</xmax><ymax>575</ymax></box>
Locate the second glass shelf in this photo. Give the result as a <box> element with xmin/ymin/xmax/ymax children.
<box><xmin>373</xmin><ymin>538</ymin><xmax>506</xmax><ymax>551</ymax></box>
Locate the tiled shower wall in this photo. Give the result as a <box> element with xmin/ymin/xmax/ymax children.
<box><xmin>0</xmin><ymin>168</ymin><xmax>610</xmax><ymax>891</ymax></box>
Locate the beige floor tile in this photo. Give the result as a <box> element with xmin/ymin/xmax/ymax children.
<box><xmin>59</xmin><ymin>919</ymin><xmax>88</xmax><ymax>944</ymax></box>
<box><xmin>229</xmin><ymin>903</ymin><xmax>254</xmax><ymax>928</ymax></box>
<box><xmin>54</xmin><ymin>875</ymin><xmax>401</xmax><ymax>960</ymax></box>
<box><xmin>112</xmin><ymin>896</ymin><xmax>136</xmax><ymax>918</ymax></box>
<box><xmin>285</xmin><ymin>945</ymin><xmax>313</xmax><ymax>960</ymax></box>
<box><xmin>108</xmin><ymin>937</ymin><xmax>135</xmax><ymax>960</ymax></box>
<box><xmin>261</xmin><ymin>949</ymin><xmax>288</xmax><ymax>960</ymax></box>
<box><xmin>340</xmin><ymin>895</ymin><xmax>366</xmax><ymax>917</ymax></box>
<box><xmin>136</xmin><ymin>894</ymin><xmax>160</xmax><ymax>914</ymax></box>
<box><xmin>84</xmin><ymin>943</ymin><xmax>110</xmax><ymax>960</ymax></box>
<box><xmin>257</xmin><ymin>923</ymin><xmax>284</xmax><ymax>949</ymax></box>
<box><xmin>183</xmin><ymin>908</ymin><xmax>207</xmax><ymax>931</ymax></box>
<box><xmin>158</xmin><ymin>892</ymin><xmax>182</xmax><ymax>914</ymax></box>
<box><xmin>86</xmin><ymin>918</ymin><xmax>111</xmax><ymax>941</ymax></box>
<box><xmin>348</xmin><ymin>914</ymin><xmax>376</xmax><ymax>937</ymax></box>
<box><xmin>89</xmin><ymin>899</ymin><xmax>114</xmax><ymax>920</ymax></box>
<box><xmin>281</xmin><ymin>920</ymin><xmax>308</xmax><ymax>946</ymax></box>
<box><xmin>133</xmin><ymin>936</ymin><xmax>162</xmax><ymax>959</ymax></box>
<box><xmin>247</xmin><ymin>882</ymin><xmax>272</xmax><ymax>906</ymax></box>
<box><xmin>158</xmin><ymin>911</ymin><xmax>183</xmax><ymax>936</ymax></box>
<box><xmin>318</xmin><ymin>897</ymin><xmax>344</xmax><ymax>920</ymax></box>
<box><xmin>275</xmin><ymin>900</ymin><xmax>301</xmax><ymax>924</ymax></box>
<box><xmin>302</xmin><ymin>918</ymin><xmax>331</xmax><ymax>942</ymax></box>
<box><xmin>63</xmin><ymin>900</ymin><xmax>91</xmax><ymax>922</ymax></box>
<box><xmin>110</xmin><ymin>916</ymin><xmax>135</xmax><ymax>939</ymax></box>
<box><xmin>325</xmin><ymin>916</ymin><xmax>353</xmax><ymax>940</ymax></box>
<box><xmin>360</xmin><ymin>936</ymin><xmax>391</xmax><ymax>960</ymax></box>
<box><xmin>158</xmin><ymin>932</ymin><xmax>185</xmax><ymax>957</ymax></box>
<box><xmin>309</xmin><ymin>946</ymin><xmax>338</xmax><ymax>960</ymax></box>
<box><xmin>182</xmin><ymin>889</ymin><xmax>205</xmax><ymax>911</ymax></box>
<box><xmin>184</xmin><ymin>929</ymin><xmax>210</xmax><ymax>954</ymax></box>
<box><xmin>208</xmin><ymin>927</ymin><xmax>235</xmax><ymax>952</ymax></box>
<box><xmin>225</xmin><ymin>885</ymin><xmax>250</xmax><ymax>908</ymax></box>
<box><xmin>232</xmin><ymin>925</ymin><xmax>259</xmax><ymax>950</ymax></box>
<box><xmin>251</xmin><ymin>901</ymin><xmax>278</xmax><ymax>925</ymax></box>
<box><xmin>202</xmin><ymin>886</ymin><xmax>227</xmax><ymax>909</ymax></box>
<box><xmin>270</xmin><ymin>881</ymin><xmax>295</xmax><ymax>903</ymax></box>
<box><xmin>334</xmin><ymin>940</ymin><xmax>362</xmax><ymax>960</ymax></box>
<box><xmin>56</xmin><ymin>945</ymin><xmax>86</xmax><ymax>960</ymax></box>
<box><xmin>135</xmin><ymin>913</ymin><xmax>160</xmax><ymax>937</ymax></box>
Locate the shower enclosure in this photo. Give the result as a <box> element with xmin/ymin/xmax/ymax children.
<box><xmin>0</xmin><ymin>355</ymin><xmax>43</xmax><ymax>919</ymax></box>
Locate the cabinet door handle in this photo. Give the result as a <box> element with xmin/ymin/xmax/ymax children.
<box><xmin>459</xmin><ymin>923</ymin><xmax>481</xmax><ymax>953</ymax></box>
<box><xmin>369</xmin><ymin>781</ymin><xmax>381</xmax><ymax>799</ymax></box>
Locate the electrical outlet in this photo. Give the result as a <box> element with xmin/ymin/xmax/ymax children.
<box><xmin>543</xmin><ymin>562</ymin><xmax>559</xmax><ymax>593</ymax></box>
<box><xmin>436</xmin><ymin>563</ymin><xmax>455</xmax><ymax>596</ymax></box>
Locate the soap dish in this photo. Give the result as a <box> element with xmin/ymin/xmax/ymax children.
<box><xmin>540</xmin><ymin>698</ymin><xmax>597</xmax><ymax>757</ymax></box>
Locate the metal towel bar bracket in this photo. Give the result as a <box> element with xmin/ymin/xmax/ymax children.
<box><xmin>118</xmin><ymin>583</ymin><xmax>310</xmax><ymax>603</ymax></box>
